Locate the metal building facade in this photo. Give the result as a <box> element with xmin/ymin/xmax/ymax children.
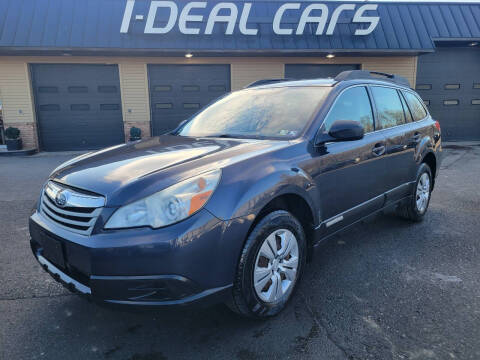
<box><xmin>0</xmin><ymin>0</ymin><xmax>479</xmax><ymax>149</ymax></box>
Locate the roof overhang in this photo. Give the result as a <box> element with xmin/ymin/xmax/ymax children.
<box><xmin>0</xmin><ymin>47</ymin><xmax>434</xmax><ymax>57</ymax></box>
<box><xmin>0</xmin><ymin>1</ymin><xmax>478</xmax><ymax>54</ymax></box>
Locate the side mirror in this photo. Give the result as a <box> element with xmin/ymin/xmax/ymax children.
<box><xmin>316</xmin><ymin>120</ymin><xmax>364</xmax><ymax>145</ymax></box>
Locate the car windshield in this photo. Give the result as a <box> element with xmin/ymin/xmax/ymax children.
<box><xmin>177</xmin><ymin>86</ymin><xmax>330</xmax><ymax>139</ymax></box>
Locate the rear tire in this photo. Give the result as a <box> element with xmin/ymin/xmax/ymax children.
<box><xmin>397</xmin><ymin>163</ymin><xmax>432</xmax><ymax>222</ymax></box>
<box><xmin>227</xmin><ymin>210</ymin><xmax>307</xmax><ymax>319</ymax></box>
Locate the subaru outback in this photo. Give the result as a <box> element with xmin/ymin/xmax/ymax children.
<box><xmin>29</xmin><ymin>70</ymin><xmax>442</xmax><ymax>318</ymax></box>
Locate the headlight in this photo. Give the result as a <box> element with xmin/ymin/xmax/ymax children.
<box><xmin>104</xmin><ymin>169</ymin><xmax>221</xmax><ymax>229</ymax></box>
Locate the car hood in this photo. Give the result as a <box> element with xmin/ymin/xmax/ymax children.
<box><xmin>51</xmin><ymin>135</ymin><xmax>288</xmax><ymax>206</ymax></box>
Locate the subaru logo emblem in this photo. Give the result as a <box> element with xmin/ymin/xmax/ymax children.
<box><xmin>55</xmin><ymin>191</ymin><xmax>67</xmax><ymax>207</ymax></box>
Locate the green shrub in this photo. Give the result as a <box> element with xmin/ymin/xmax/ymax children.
<box><xmin>130</xmin><ymin>126</ymin><xmax>141</xmax><ymax>139</ymax></box>
<box><xmin>5</xmin><ymin>127</ymin><xmax>20</xmax><ymax>140</ymax></box>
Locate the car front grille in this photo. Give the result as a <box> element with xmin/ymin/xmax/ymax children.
<box><xmin>40</xmin><ymin>181</ymin><xmax>105</xmax><ymax>236</ymax></box>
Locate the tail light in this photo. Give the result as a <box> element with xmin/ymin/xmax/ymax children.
<box><xmin>435</xmin><ymin>121</ymin><xmax>441</xmax><ymax>131</ymax></box>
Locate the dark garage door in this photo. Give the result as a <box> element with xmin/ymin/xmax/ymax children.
<box><xmin>285</xmin><ymin>64</ymin><xmax>360</xmax><ymax>79</ymax></box>
<box><xmin>31</xmin><ymin>64</ymin><xmax>124</xmax><ymax>151</ymax></box>
<box><xmin>148</xmin><ymin>65</ymin><xmax>230</xmax><ymax>136</ymax></box>
<box><xmin>416</xmin><ymin>47</ymin><xmax>480</xmax><ymax>141</ymax></box>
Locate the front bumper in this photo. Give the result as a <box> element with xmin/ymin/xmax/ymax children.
<box><xmin>29</xmin><ymin>209</ymin><xmax>249</xmax><ymax>307</ymax></box>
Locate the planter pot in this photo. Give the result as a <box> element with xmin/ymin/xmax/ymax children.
<box><xmin>129</xmin><ymin>137</ymin><xmax>141</xmax><ymax>141</ymax></box>
<box><xmin>6</xmin><ymin>138</ymin><xmax>22</xmax><ymax>151</ymax></box>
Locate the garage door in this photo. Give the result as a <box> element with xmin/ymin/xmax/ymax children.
<box><xmin>148</xmin><ymin>65</ymin><xmax>230</xmax><ymax>136</ymax></box>
<box><xmin>416</xmin><ymin>47</ymin><xmax>480</xmax><ymax>141</ymax></box>
<box><xmin>285</xmin><ymin>64</ymin><xmax>360</xmax><ymax>79</ymax></box>
<box><xmin>31</xmin><ymin>64</ymin><xmax>124</xmax><ymax>151</ymax></box>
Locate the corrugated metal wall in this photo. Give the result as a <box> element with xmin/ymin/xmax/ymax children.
<box><xmin>1</xmin><ymin>1</ymin><xmax>479</xmax><ymax>52</ymax></box>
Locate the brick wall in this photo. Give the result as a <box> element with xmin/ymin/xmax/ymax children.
<box><xmin>123</xmin><ymin>121</ymin><xmax>151</xmax><ymax>142</ymax></box>
<box><xmin>4</xmin><ymin>122</ymin><xmax>38</xmax><ymax>149</ymax></box>
<box><xmin>0</xmin><ymin>61</ymin><xmax>37</xmax><ymax>149</ymax></box>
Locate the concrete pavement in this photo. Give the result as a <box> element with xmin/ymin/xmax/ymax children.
<box><xmin>1</xmin><ymin>145</ymin><xmax>479</xmax><ymax>360</ymax></box>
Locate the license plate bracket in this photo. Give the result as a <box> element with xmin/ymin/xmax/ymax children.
<box><xmin>41</xmin><ymin>233</ymin><xmax>65</xmax><ymax>268</ymax></box>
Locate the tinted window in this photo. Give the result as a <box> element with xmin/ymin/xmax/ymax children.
<box><xmin>98</xmin><ymin>86</ymin><xmax>117</xmax><ymax>93</ymax></box>
<box><xmin>39</xmin><ymin>104</ymin><xmax>60</xmax><ymax>111</ymax></box>
<box><xmin>443</xmin><ymin>100</ymin><xmax>459</xmax><ymax>106</ymax></box>
<box><xmin>403</xmin><ymin>91</ymin><xmax>428</xmax><ymax>121</ymax></box>
<box><xmin>416</xmin><ymin>84</ymin><xmax>431</xmax><ymax>90</ymax></box>
<box><xmin>38</xmin><ymin>86</ymin><xmax>58</xmax><ymax>93</ymax></box>
<box><xmin>156</xmin><ymin>103</ymin><xmax>173</xmax><ymax>109</ymax></box>
<box><xmin>154</xmin><ymin>85</ymin><xmax>172</xmax><ymax>92</ymax></box>
<box><xmin>399</xmin><ymin>91</ymin><xmax>413</xmax><ymax>123</ymax></box>
<box><xmin>100</xmin><ymin>104</ymin><xmax>120</xmax><ymax>111</ymax></box>
<box><xmin>178</xmin><ymin>87</ymin><xmax>330</xmax><ymax>139</ymax></box>
<box><xmin>70</xmin><ymin>104</ymin><xmax>90</xmax><ymax>111</ymax></box>
<box><xmin>444</xmin><ymin>84</ymin><xmax>460</xmax><ymax>90</ymax></box>
<box><xmin>371</xmin><ymin>87</ymin><xmax>405</xmax><ymax>129</ymax></box>
<box><xmin>209</xmin><ymin>85</ymin><xmax>226</xmax><ymax>92</ymax></box>
<box><xmin>182</xmin><ymin>85</ymin><xmax>200</xmax><ymax>92</ymax></box>
<box><xmin>323</xmin><ymin>86</ymin><xmax>374</xmax><ymax>133</ymax></box>
<box><xmin>68</xmin><ymin>86</ymin><xmax>88</xmax><ymax>93</ymax></box>
<box><xmin>183</xmin><ymin>103</ymin><xmax>200</xmax><ymax>109</ymax></box>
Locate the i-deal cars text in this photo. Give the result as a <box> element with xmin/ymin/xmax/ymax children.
<box><xmin>120</xmin><ymin>0</ymin><xmax>380</xmax><ymax>36</ymax></box>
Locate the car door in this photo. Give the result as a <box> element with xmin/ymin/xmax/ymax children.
<box><xmin>401</xmin><ymin>90</ymin><xmax>433</xmax><ymax>181</ymax></box>
<box><xmin>307</xmin><ymin>86</ymin><xmax>387</xmax><ymax>236</ymax></box>
<box><xmin>369</xmin><ymin>86</ymin><xmax>412</xmax><ymax>203</ymax></box>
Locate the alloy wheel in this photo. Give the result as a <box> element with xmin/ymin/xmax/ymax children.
<box><xmin>416</xmin><ymin>172</ymin><xmax>431</xmax><ymax>213</ymax></box>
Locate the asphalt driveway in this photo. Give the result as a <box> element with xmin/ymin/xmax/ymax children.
<box><xmin>1</xmin><ymin>145</ymin><xmax>479</xmax><ymax>360</ymax></box>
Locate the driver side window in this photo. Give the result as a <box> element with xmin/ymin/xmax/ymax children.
<box><xmin>322</xmin><ymin>86</ymin><xmax>374</xmax><ymax>133</ymax></box>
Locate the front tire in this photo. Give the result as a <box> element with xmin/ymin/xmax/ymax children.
<box><xmin>398</xmin><ymin>163</ymin><xmax>433</xmax><ymax>222</ymax></box>
<box><xmin>228</xmin><ymin>210</ymin><xmax>307</xmax><ymax>319</ymax></box>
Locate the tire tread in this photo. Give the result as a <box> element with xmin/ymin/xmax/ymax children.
<box><xmin>227</xmin><ymin>210</ymin><xmax>305</xmax><ymax>318</ymax></box>
<box><xmin>397</xmin><ymin>163</ymin><xmax>432</xmax><ymax>222</ymax></box>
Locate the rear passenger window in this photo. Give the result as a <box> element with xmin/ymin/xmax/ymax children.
<box><xmin>323</xmin><ymin>86</ymin><xmax>374</xmax><ymax>133</ymax></box>
<box><xmin>403</xmin><ymin>91</ymin><xmax>428</xmax><ymax>121</ymax></box>
<box><xmin>399</xmin><ymin>91</ymin><xmax>413</xmax><ymax>123</ymax></box>
<box><xmin>371</xmin><ymin>87</ymin><xmax>405</xmax><ymax>129</ymax></box>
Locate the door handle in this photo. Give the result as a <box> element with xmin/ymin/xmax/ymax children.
<box><xmin>372</xmin><ymin>143</ymin><xmax>386</xmax><ymax>157</ymax></box>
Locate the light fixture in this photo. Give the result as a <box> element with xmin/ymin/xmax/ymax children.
<box><xmin>326</xmin><ymin>53</ymin><xmax>335</xmax><ymax>59</ymax></box>
<box><xmin>468</xmin><ymin>41</ymin><xmax>479</xmax><ymax>47</ymax></box>
<box><xmin>185</xmin><ymin>53</ymin><xmax>193</xmax><ymax>58</ymax></box>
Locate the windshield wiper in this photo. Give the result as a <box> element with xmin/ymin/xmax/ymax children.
<box><xmin>207</xmin><ymin>134</ymin><xmax>271</xmax><ymax>139</ymax></box>
<box><xmin>204</xmin><ymin>134</ymin><xmax>240</xmax><ymax>139</ymax></box>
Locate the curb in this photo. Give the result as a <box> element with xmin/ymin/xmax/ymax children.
<box><xmin>0</xmin><ymin>148</ymin><xmax>37</xmax><ymax>157</ymax></box>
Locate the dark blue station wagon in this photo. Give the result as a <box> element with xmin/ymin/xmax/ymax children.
<box><xmin>30</xmin><ymin>71</ymin><xmax>442</xmax><ymax>318</ymax></box>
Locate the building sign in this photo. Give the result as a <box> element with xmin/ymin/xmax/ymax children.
<box><xmin>120</xmin><ymin>1</ymin><xmax>380</xmax><ymax>36</ymax></box>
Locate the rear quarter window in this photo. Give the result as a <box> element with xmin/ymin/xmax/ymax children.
<box><xmin>403</xmin><ymin>91</ymin><xmax>428</xmax><ymax>121</ymax></box>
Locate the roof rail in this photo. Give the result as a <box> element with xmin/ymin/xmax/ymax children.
<box><xmin>334</xmin><ymin>70</ymin><xmax>411</xmax><ymax>88</ymax></box>
<box><xmin>245</xmin><ymin>78</ymin><xmax>294</xmax><ymax>88</ymax></box>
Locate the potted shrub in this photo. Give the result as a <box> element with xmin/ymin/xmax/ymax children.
<box><xmin>129</xmin><ymin>126</ymin><xmax>142</xmax><ymax>141</ymax></box>
<box><xmin>5</xmin><ymin>127</ymin><xmax>22</xmax><ymax>151</ymax></box>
